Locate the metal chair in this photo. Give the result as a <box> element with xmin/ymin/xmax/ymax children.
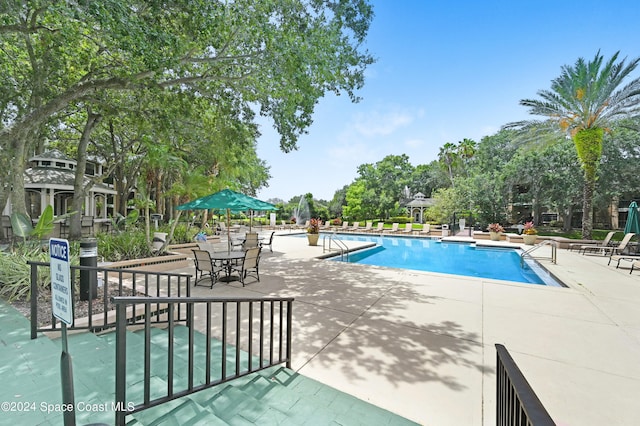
<box><xmin>231</xmin><ymin>246</ymin><xmax>261</xmax><ymax>286</ymax></box>
<box><xmin>1</xmin><ymin>215</ymin><xmax>12</xmax><ymax>240</ymax></box>
<box><xmin>192</xmin><ymin>249</ymin><xmax>224</xmax><ymax>288</ymax></box>
<box><xmin>260</xmin><ymin>231</ymin><xmax>275</xmax><ymax>253</ymax></box>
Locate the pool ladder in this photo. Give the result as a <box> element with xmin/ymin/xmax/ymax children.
<box><xmin>520</xmin><ymin>240</ymin><xmax>557</xmax><ymax>267</ymax></box>
<box><xmin>323</xmin><ymin>233</ymin><xmax>349</xmax><ymax>261</ymax></box>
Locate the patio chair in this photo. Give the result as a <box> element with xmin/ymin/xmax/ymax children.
<box><xmin>384</xmin><ymin>223</ymin><xmax>400</xmax><ymax>233</ymax></box>
<box><xmin>197</xmin><ymin>242</ymin><xmax>218</xmax><ymax>254</ymax></box>
<box><xmin>260</xmin><ymin>231</ymin><xmax>275</xmax><ymax>252</ymax></box>
<box><xmin>81</xmin><ymin>216</ymin><xmax>94</xmax><ymax>236</ymax></box>
<box><xmin>361</xmin><ymin>221</ymin><xmax>373</xmax><ymax>233</ymax></box>
<box><xmin>608</xmin><ymin>253</ymin><xmax>640</xmax><ymax>269</ymax></box>
<box><xmin>1</xmin><ymin>215</ymin><xmax>12</xmax><ymax>240</ymax></box>
<box><xmin>571</xmin><ymin>231</ymin><xmax>616</xmax><ymax>252</ymax></box>
<box><xmin>419</xmin><ymin>223</ymin><xmax>431</xmax><ymax>235</ymax></box>
<box><xmin>231</xmin><ymin>246</ymin><xmax>262</xmax><ymax>286</ymax></box>
<box><xmin>336</xmin><ymin>221</ymin><xmax>348</xmax><ymax>232</ymax></box>
<box><xmin>192</xmin><ymin>249</ymin><xmax>224</xmax><ymax>288</ymax></box>
<box><xmin>369</xmin><ymin>222</ymin><xmax>384</xmax><ymax>234</ymax></box>
<box><xmin>587</xmin><ymin>232</ymin><xmax>635</xmax><ymax>256</ymax></box>
<box><xmin>401</xmin><ymin>223</ymin><xmax>415</xmax><ymax>235</ymax></box>
<box><xmin>347</xmin><ymin>222</ymin><xmax>360</xmax><ymax>232</ymax></box>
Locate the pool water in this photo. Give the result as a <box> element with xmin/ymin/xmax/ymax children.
<box><xmin>315</xmin><ymin>234</ymin><xmax>561</xmax><ymax>286</ymax></box>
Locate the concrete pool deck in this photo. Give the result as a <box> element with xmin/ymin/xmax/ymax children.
<box><xmin>172</xmin><ymin>231</ymin><xmax>640</xmax><ymax>425</ymax></box>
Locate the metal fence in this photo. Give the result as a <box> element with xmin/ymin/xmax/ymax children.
<box><xmin>495</xmin><ymin>344</ymin><xmax>555</xmax><ymax>426</ymax></box>
<box><xmin>28</xmin><ymin>260</ymin><xmax>191</xmax><ymax>339</ymax></box>
<box><xmin>113</xmin><ymin>296</ymin><xmax>294</xmax><ymax>425</ymax></box>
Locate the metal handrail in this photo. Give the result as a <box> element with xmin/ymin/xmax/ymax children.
<box><xmin>322</xmin><ymin>233</ymin><xmax>349</xmax><ymax>261</ymax></box>
<box><xmin>113</xmin><ymin>295</ymin><xmax>294</xmax><ymax>425</ymax></box>
<box><xmin>520</xmin><ymin>240</ymin><xmax>557</xmax><ymax>267</ymax></box>
<box><xmin>28</xmin><ymin>261</ymin><xmax>191</xmax><ymax>339</ymax></box>
<box><xmin>496</xmin><ymin>344</ymin><xmax>555</xmax><ymax>425</ymax></box>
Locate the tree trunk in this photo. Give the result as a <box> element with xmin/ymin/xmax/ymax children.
<box><xmin>69</xmin><ymin>111</ymin><xmax>102</xmax><ymax>239</ymax></box>
<box><xmin>581</xmin><ymin>175</ymin><xmax>595</xmax><ymax>240</ymax></box>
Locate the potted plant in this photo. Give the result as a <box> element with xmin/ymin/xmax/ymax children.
<box><xmin>487</xmin><ymin>223</ymin><xmax>504</xmax><ymax>241</ymax></box>
<box><xmin>306</xmin><ymin>218</ymin><xmax>321</xmax><ymax>246</ymax></box>
<box><xmin>522</xmin><ymin>221</ymin><xmax>538</xmax><ymax>245</ymax></box>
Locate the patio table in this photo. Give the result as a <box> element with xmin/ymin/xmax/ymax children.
<box><xmin>210</xmin><ymin>251</ymin><xmax>245</xmax><ymax>282</ymax></box>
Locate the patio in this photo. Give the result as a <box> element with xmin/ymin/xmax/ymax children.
<box><xmin>171</xmin><ymin>231</ymin><xmax>640</xmax><ymax>425</ymax></box>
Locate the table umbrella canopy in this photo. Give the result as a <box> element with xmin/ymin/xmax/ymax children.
<box><xmin>176</xmin><ymin>189</ymin><xmax>277</xmax><ymax>251</ymax></box>
<box><xmin>176</xmin><ymin>189</ymin><xmax>277</xmax><ymax>212</ymax></box>
<box><xmin>624</xmin><ymin>201</ymin><xmax>640</xmax><ymax>234</ymax></box>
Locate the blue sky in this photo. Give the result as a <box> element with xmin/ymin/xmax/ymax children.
<box><xmin>256</xmin><ymin>0</ymin><xmax>640</xmax><ymax>202</ymax></box>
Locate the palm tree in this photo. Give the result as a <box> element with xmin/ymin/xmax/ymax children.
<box><xmin>438</xmin><ymin>142</ymin><xmax>459</xmax><ymax>187</ymax></box>
<box><xmin>510</xmin><ymin>51</ymin><xmax>640</xmax><ymax>238</ymax></box>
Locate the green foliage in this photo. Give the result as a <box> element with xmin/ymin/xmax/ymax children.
<box><xmin>386</xmin><ymin>216</ymin><xmax>411</xmax><ymax>224</ymax></box>
<box><xmin>169</xmin><ymin>223</ymin><xmax>200</xmax><ymax>245</ymax></box>
<box><xmin>574</xmin><ymin>128</ymin><xmax>604</xmax><ymax>180</ymax></box>
<box><xmin>0</xmin><ymin>242</ymin><xmax>80</xmax><ymax>302</ymax></box>
<box><xmin>95</xmin><ymin>231</ymin><xmax>153</xmax><ymax>262</ymax></box>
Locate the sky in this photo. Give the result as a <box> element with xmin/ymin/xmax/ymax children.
<box><xmin>256</xmin><ymin>0</ymin><xmax>640</xmax><ymax>203</ymax></box>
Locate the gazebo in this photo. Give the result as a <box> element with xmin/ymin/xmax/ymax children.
<box><xmin>405</xmin><ymin>192</ymin><xmax>434</xmax><ymax>223</ymax></box>
<box><xmin>3</xmin><ymin>150</ymin><xmax>117</xmax><ymax>220</ymax></box>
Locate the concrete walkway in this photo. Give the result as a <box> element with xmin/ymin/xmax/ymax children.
<box><xmin>173</xmin><ymin>231</ymin><xmax>640</xmax><ymax>426</ymax></box>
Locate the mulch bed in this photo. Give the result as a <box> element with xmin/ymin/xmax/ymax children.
<box><xmin>10</xmin><ymin>281</ymin><xmax>143</xmax><ymax>328</ymax></box>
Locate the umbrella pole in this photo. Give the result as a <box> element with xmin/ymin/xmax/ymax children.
<box><xmin>227</xmin><ymin>208</ymin><xmax>231</xmax><ymax>253</ymax></box>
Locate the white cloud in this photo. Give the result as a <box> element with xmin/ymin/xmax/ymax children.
<box><xmin>351</xmin><ymin>109</ymin><xmax>415</xmax><ymax>137</ymax></box>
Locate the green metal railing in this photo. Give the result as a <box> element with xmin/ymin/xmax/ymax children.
<box><xmin>496</xmin><ymin>344</ymin><xmax>555</xmax><ymax>425</ymax></box>
<box><xmin>28</xmin><ymin>261</ymin><xmax>191</xmax><ymax>339</ymax></box>
<box><xmin>112</xmin><ymin>296</ymin><xmax>294</xmax><ymax>425</ymax></box>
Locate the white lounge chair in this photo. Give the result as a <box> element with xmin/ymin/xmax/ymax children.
<box><xmin>571</xmin><ymin>231</ymin><xmax>616</xmax><ymax>252</ymax></box>
<box><xmin>370</xmin><ymin>222</ymin><xmax>384</xmax><ymax>233</ymax></box>
<box><xmin>401</xmin><ymin>223</ymin><xmax>415</xmax><ymax>235</ymax></box>
<box><xmin>384</xmin><ymin>223</ymin><xmax>400</xmax><ymax>233</ymax></box>
<box><xmin>585</xmin><ymin>232</ymin><xmax>635</xmax><ymax>256</ymax></box>
<box><xmin>419</xmin><ymin>223</ymin><xmax>431</xmax><ymax>235</ymax></box>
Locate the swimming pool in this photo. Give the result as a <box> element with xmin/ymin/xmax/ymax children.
<box><xmin>309</xmin><ymin>234</ymin><xmax>561</xmax><ymax>286</ymax></box>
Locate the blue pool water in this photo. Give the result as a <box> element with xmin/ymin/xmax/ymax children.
<box><xmin>301</xmin><ymin>233</ymin><xmax>561</xmax><ymax>286</ymax></box>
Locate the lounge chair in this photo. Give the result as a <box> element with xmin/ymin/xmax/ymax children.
<box><xmin>361</xmin><ymin>221</ymin><xmax>373</xmax><ymax>233</ymax></box>
<box><xmin>231</xmin><ymin>246</ymin><xmax>261</xmax><ymax>286</ymax></box>
<box><xmin>630</xmin><ymin>261</ymin><xmax>640</xmax><ymax>274</ymax></box>
<box><xmin>260</xmin><ymin>231</ymin><xmax>275</xmax><ymax>252</ymax></box>
<box><xmin>319</xmin><ymin>221</ymin><xmax>331</xmax><ymax>231</ymax></box>
<box><xmin>571</xmin><ymin>231</ymin><xmax>616</xmax><ymax>252</ymax></box>
<box><xmin>587</xmin><ymin>232</ymin><xmax>635</xmax><ymax>256</ymax></box>
<box><xmin>419</xmin><ymin>223</ymin><xmax>431</xmax><ymax>235</ymax></box>
<box><xmin>336</xmin><ymin>221</ymin><xmax>349</xmax><ymax>232</ymax></box>
<box><xmin>384</xmin><ymin>223</ymin><xmax>400</xmax><ymax>233</ymax></box>
<box><xmin>608</xmin><ymin>253</ymin><xmax>640</xmax><ymax>269</ymax></box>
<box><xmin>347</xmin><ymin>222</ymin><xmax>360</xmax><ymax>232</ymax></box>
<box><xmin>369</xmin><ymin>222</ymin><xmax>384</xmax><ymax>233</ymax></box>
<box><xmin>192</xmin><ymin>249</ymin><xmax>224</xmax><ymax>288</ymax></box>
<box><xmin>401</xmin><ymin>223</ymin><xmax>415</xmax><ymax>235</ymax></box>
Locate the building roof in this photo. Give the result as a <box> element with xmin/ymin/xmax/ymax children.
<box><xmin>24</xmin><ymin>167</ymin><xmax>116</xmax><ymax>194</ymax></box>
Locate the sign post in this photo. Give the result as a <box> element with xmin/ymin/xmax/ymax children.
<box><xmin>50</xmin><ymin>238</ymin><xmax>75</xmax><ymax>426</ymax></box>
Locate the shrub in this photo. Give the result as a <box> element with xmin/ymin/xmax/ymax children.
<box><xmin>0</xmin><ymin>242</ymin><xmax>79</xmax><ymax>302</ymax></box>
<box><xmin>96</xmin><ymin>231</ymin><xmax>153</xmax><ymax>262</ymax></box>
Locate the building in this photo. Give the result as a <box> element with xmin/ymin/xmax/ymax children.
<box><xmin>3</xmin><ymin>150</ymin><xmax>117</xmax><ymax>221</ymax></box>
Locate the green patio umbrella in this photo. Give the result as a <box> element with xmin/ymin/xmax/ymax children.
<box><xmin>624</xmin><ymin>201</ymin><xmax>640</xmax><ymax>234</ymax></box>
<box><xmin>177</xmin><ymin>189</ymin><xmax>277</xmax><ymax>251</ymax></box>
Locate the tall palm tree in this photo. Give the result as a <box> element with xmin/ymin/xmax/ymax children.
<box><xmin>510</xmin><ymin>51</ymin><xmax>640</xmax><ymax>238</ymax></box>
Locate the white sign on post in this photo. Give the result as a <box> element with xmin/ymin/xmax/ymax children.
<box><xmin>50</xmin><ymin>238</ymin><xmax>73</xmax><ymax>325</ymax></box>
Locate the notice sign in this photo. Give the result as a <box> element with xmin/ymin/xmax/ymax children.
<box><xmin>49</xmin><ymin>238</ymin><xmax>73</xmax><ymax>325</ymax></box>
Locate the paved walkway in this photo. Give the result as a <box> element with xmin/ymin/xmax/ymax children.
<box><xmin>172</xmin><ymin>231</ymin><xmax>640</xmax><ymax>425</ymax></box>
